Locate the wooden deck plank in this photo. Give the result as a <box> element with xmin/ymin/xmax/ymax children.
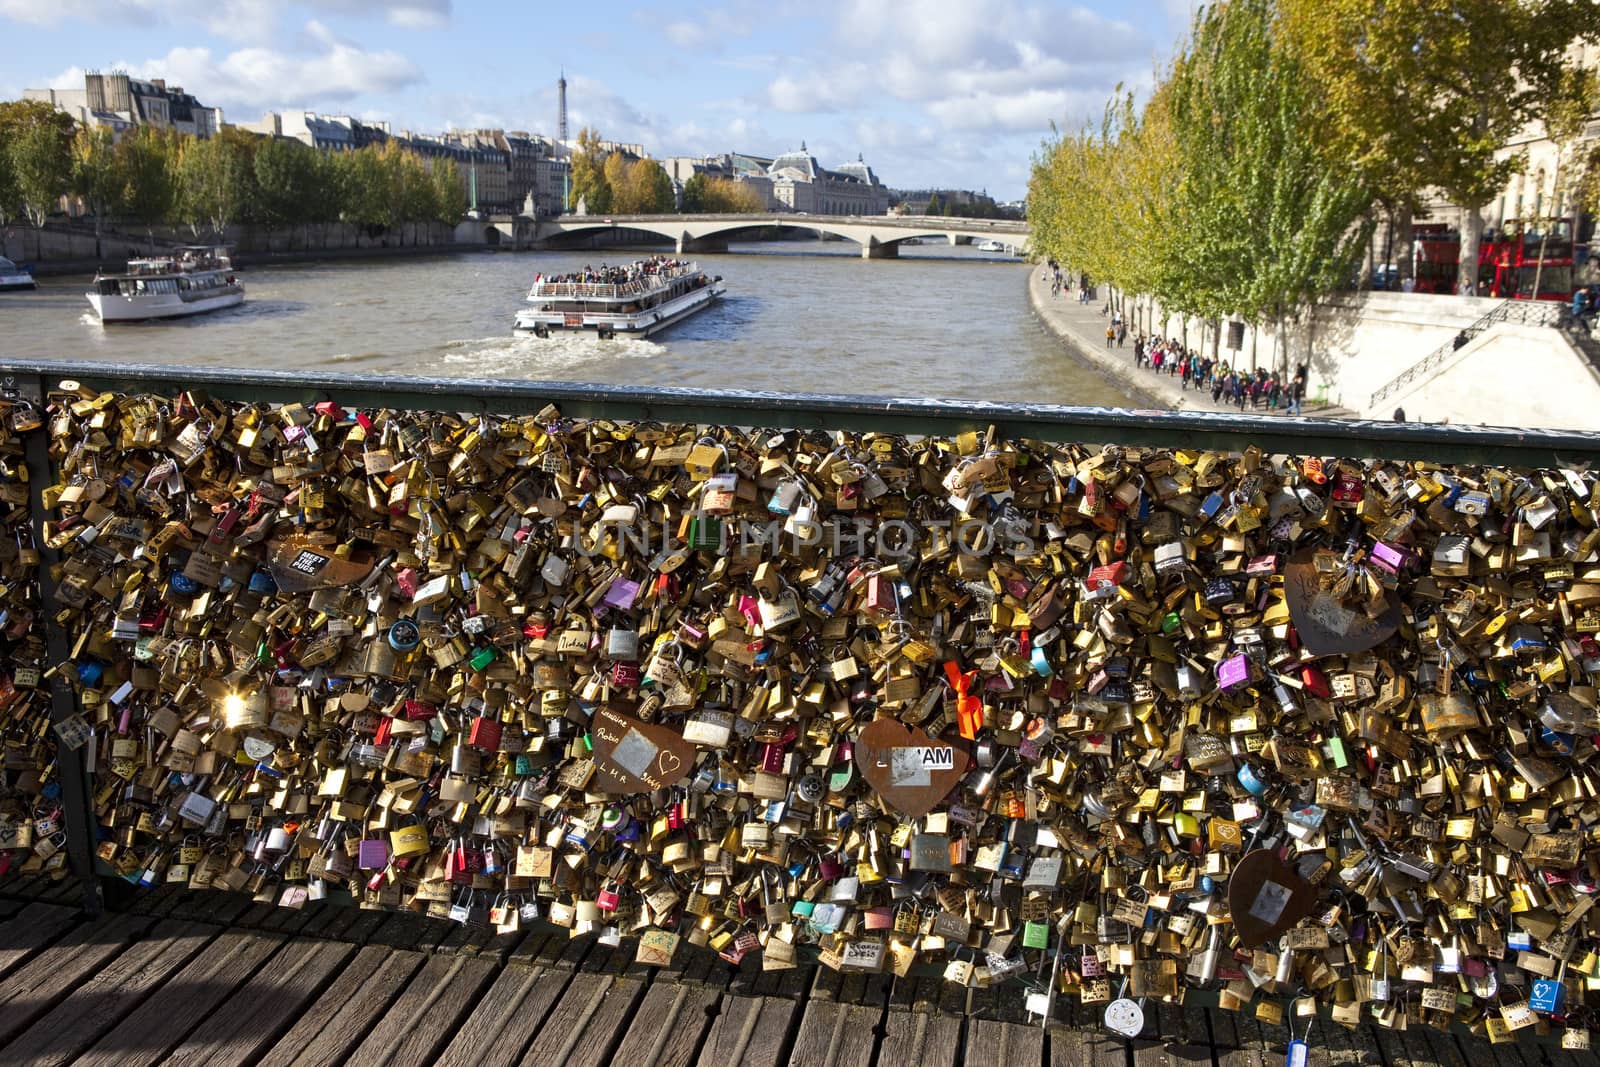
<box><xmin>518</xmin><ymin>972</ymin><xmax>614</xmax><ymax>1067</ymax></box>
<box><xmin>0</xmin><ymin>918</ymin><xmax>218</xmax><ymax>1067</ymax></box>
<box><xmin>611</xmin><ymin>980</ymin><xmax>724</xmax><ymax>1067</ymax></box>
<box><xmin>0</xmin><ymin>901</ymin><xmax>80</xmax><ymax>981</ymax></box>
<box><xmin>884</xmin><ymin>1010</ymin><xmax>961</xmax><ymax>1067</ymax></box>
<box><xmin>0</xmin><ymin>910</ymin><xmax>156</xmax><ymax>1047</ymax></box>
<box><xmin>161</xmin><ymin>938</ymin><xmax>356</xmax><ymax>1067</ymax></box>
<box><xmin>254</xmin><ymin>945</ymin><xmax>417</xmax><ymax>1067</ymax></box>
<box><xmin>964</xmin><ymin>1017</ymin><xmax>1045</xmax><ymax>1067</ymax></box>
<box><xmin>344</xmin><ymin>953</ymin><xmax>499</xmax><ymax>1067</ymax></box>
<box><xmin>433</xmin><ymin>962</ymin><xmax>566</xmax><ymax>1067</ymax></box>
<box><xmin>533</xmin><ymin>974</ymin><xmax>648</xmax><ymax>1067</ymax></box>
<box><xmin>784</xmin><ymin>998</ymin><xmax>880</xmax><ymax>1067</ymax></box>
<box><xmin>72</xmin><ymin>927</ymin><xmax>288</xmax><ymax>1067</ymax></box>
<box><xmin>697</xmin><ymin>995</ymin><xmax>802</xmax><ymax>1067</ymax></box>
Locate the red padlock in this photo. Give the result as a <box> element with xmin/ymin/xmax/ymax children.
<box><xmin>374</xmin><ymin>717</ymin><xmax>393</xmax><ymax>746</ymax></box>
<box><xmin>468</xmin><ymin>717</ymin><xmax>503</xmax><ymax>751</ymax></box>
<box><xmin>403</xmin><ymin>699</ymin><xmax>436</xmax><ymax>721</ymax></box>
<box><xmin>611</xmin><ymin>662</ymin><xmax>641</xmax><ymax>688</ymax></box>
<box><xmin>759</xmin><ymin>742</ymin><xmax>786</xmax><ymax>774</ymax></box>
<box><xmin>597</xmin><ymin>882</ymin><xmax>620</xmax><ymax>911</ymax></box>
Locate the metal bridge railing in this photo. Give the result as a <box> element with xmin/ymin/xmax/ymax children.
<box><xmin>3</xmin><ymin>357</ymin><xmax>1599</xmax><ymax>468</ymax></box>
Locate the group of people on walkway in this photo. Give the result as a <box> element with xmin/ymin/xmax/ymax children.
<box><xmin>1133</xmin><ymin>334</ymin><xmax>1309</xmax><ymax>415</ymax></box>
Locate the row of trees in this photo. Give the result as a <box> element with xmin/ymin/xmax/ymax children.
<box><xmin>568</xmin><ymin>127</ymin><xmax>676</xmax><ymax>214</ymax></box>
<box><xmin>1029</xmin><ymin>0</ymin><xmax>1600</xmax><ymax>333</ymax></box>
<box><xmin>567</xmin><ymin>126</ymin><xmax>768</xmax><ymax>214</ymax></box>
<box><xmin>0</xmin><ymin>98</ymin><xmax>469</xmax><ymax>247</ymax></box>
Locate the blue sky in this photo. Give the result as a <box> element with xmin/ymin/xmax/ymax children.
<box><xmin>0</xmin><ymin>0</ymin><xmax>1194</xmax><ymax>199</ymax></box>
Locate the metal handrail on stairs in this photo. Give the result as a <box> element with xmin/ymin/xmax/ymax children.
<box><xmin>1368</xmin><ymin>299</ymin><xmax>1567</xmax><ymax>409</ymax></box>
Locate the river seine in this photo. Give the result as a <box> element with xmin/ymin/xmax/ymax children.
<box><xmin>3</xmin><ymin>241</ymin><xmax>1133</xmax><ymax>406</ymax></box>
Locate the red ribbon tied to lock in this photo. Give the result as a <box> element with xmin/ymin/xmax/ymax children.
<box><xmin>944</xmin><ymin>660</ymin><xmax>983</xmax><ymax>740</ymax></box>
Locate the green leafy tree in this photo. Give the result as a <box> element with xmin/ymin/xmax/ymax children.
<box><xmin>570</xmin><ymin>127</ymin><xmax>611</xmax><ymax>214</ymax></box>
<box><xmin>640</xmin><ymin>159</ymin><xmax>676</xmax><ymax>213</ymax></box>
<box><xmin>114</xmin><ymin>125</ymin><xmax>178</xmax><ymax>251</ymax></box>
<box><xmin>603</xmin><ymin>152</ymin><xmax>634</xmax><ymax>212</ymax></box>
<box><xmin>253</xmin><ymin>137</ymin><xmax>319</xmax><ymax>235</ymax></box>
<box><xmin>176</xmin><ymin>128</ymin><xmax>255</xmax><ymax>239</ymax></box>
<box><xmin>925</xmin><ymin>193</ymin><xmax>942</xmax><ymax>216</ymax></box>
<box><xmin>429</xmin><ymin>156</ymin><xmax>468</xmax><ymax>223</ymax></box>
<box><xmin>681</xmin><ymin>172</ymin><xmax>706</xmax><ymax>212</ymax></box>
<box><xmin>0</xmin><ymin>100</ymin><xmax>76</xmax><ymax>228</ymax></box>
<box><xmin>70</xmin><ymin>125</ymin><xmax>118</xmax><ymax>253</ymax></box>
<box><xmin>1529</xmin><ymin>61</ymin><xmax>1598</xmax><ymax>298</ymax></box>
<box><xmin>1279</xmin><ymin>0</ymin><xmax>1598</xmax><ymax>293</ymax></box>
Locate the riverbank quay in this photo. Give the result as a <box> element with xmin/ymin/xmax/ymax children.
<box><xmin>1025</xmin><ymin>266</ymin><xmax>1351</xmax><ymax>417</ymax></box>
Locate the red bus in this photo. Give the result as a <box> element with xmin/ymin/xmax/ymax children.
<box><xmin>1482</xmin><ymin>217</ymin><xmax>1576</xmax><ymax>302</ymax></box>
<box><xmin>1407</xmin><ymin>218</ymin><xmax>1577</xmax><ymax>301</ymax></box>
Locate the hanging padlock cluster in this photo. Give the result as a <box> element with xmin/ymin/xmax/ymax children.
<box><xmin>0</xmin><ymin>400</ymin><xmax>67</xmax><ymax>879</ymax></box>
<box><xmin>18</xmin><ymin>381</ymin><xmax>1600</xmax><ymax>1047</ymax></box>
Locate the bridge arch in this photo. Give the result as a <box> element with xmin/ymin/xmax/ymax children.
<box><xmin>532</xmin><ymin>214</ymin><xmax>1031</xmax><ymax>260</ymax></box>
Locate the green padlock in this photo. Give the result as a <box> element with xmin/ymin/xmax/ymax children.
<box><xmin>1323</xmin><ymin>736</ymin><xmax>1349</xmax><ymax>769</ymax></box>
<box><xmin>469</xmin><ymin>645</ymin><xmax>498</xmax><ymax>671</ymax></box>
<box><xmin>1022</xmin><ymin>919</ymin><xmax>1050</xmax><ymax>950</ymax></box>
<box><xmin>688</xmin><ymin>514</ymin><xmax>723</xmax><ymax>550</ymax></box>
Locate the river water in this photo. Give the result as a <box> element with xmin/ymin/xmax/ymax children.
<box><xmin>2</xmin><ymin>241</ymin><xmax>1132</xmax><ymax>406</ymax></box>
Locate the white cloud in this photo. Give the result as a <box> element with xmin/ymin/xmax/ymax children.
<box><xmin>319</xmin><ymin>0</ymin><xmax>452</xmax><ymax>29</ymax></box>
<box><xmin>764</xmin><ymin>0</ymin><xmax>1152</xmax><ymax>136</ymax></box>
<box><xmin>44</xmin><ymin>21</ymin><xmax>425</xmax><ymax>117</ymax></box>
<box><xmin>649</xmin><ymin>4</ymin><xmax>756</xmax><ymax>52</ymax></box>
<box><xmin>0</xmin><ymin>0</ymin><xmax>278</xmax><ymax>41</ymax></box>
<box><xmin>0</xmin><ymin>0</ymin><xmax>449</xmax><ymax>39</ymax></box>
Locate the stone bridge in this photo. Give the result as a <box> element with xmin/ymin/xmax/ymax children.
<box><xmin>528</xmin><ymin>213</ymin><xmax>1031</xmax><ymax>258</ymax></box>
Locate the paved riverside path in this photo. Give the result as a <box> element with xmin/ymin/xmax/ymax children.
<box><xmin>1025</xmin><ymin>268</ymin><xmax>1355</xmax><ymax>418</ymax></box>
<box><xmin>0</xmin><ymin>875</ymin><xmax>1578</xmax><ymax>1067</ymax></box>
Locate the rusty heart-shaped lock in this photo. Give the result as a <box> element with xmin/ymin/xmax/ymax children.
<box><xmin>855</xmin><ymin>716</ymin><xmax>970</xmax><ymax>818</ymax></box>
<box><xmin>1283</xmin><ymin>549</ymin><xmax>1401</xmax><ymax>656</ymax></box>
<box><xmin>589</xmin><ymin>704</ymin><xmax>695</xmax><ymax>794</ymax></box>
<box><xmin>1227</xmin><ymin>848</ymin><xmax>1320</xmax><ymax>948</ymax></box>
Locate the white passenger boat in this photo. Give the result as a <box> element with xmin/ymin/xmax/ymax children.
<box><xmin>87</xmin><ymin>246</ymin><xmax>244</xmax><ymax>323</ymax></box>
<box><xmin>974</xmin><ymin>239</ymin><xmax>1009</xmax><ymax>253</ymax></box>
<box><xmin>0</xmin><ymin>257</ymin><xmax>35</xmax><ymax>291</ymax></box>
<box><xmin>513</xmin><ymin>257</ymin><xmax>723</xmax><ymax>339</ymax></box>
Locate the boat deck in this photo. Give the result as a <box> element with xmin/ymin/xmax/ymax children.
<box><xmin>0</xmin><ymin>875</ymin><xmax>1579</xmax><ymax>1067</ymax></box>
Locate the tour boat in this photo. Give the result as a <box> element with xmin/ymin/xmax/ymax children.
<box><xmin>974</xmin><ymin>239</ymin><xmax>1009</xmax><ymax>253</ymax></box>
<box><xmin>86</xmin><ymin>246</ymin><xmax>244</xmax><ymax>323</ymax></box>
<box><xmin>513</xmin><ymin>257</ymin><xmax>724</xmax><ymax>339</ymax></box>
<box><xmin>0</xmin><ymin>257</ymin><xmax>35</xmax><ymax>292</ymax></box>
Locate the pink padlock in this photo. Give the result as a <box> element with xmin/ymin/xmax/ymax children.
<box><xmin>1216</xmin><ymin>654</ymin><xmax>1250</xmax><ymax>690</ymax></box>
<box><xmin>597</xmin><ymin>883</ymin><xmax>620</xmax><ymax>911</ymax></box>
<box><xmin>818</xmin><ymin>855</ymin><xmax>843</xmax><ymax>880</ymax></box>
<box><xmin>1081</xmin><ymin>947</ymin><xmax>1106</xmax><ymax>977</ymax></box>
<box><xmin>1369</xmin><ymin>541</ymin><xmax>1407</xmax><ymax>575</ymax></box>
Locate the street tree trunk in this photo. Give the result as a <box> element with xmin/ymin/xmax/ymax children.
<box><xmin>1458</xmin><ymin>205</ymin><xmax>1484</xmax><ymax>296</ymax></box>
<box><xmin>1393</xmin><ymin>203</ymin><xmax>1414</xmax><ymax>285</ymax></box>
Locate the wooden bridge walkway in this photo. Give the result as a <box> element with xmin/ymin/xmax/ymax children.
<box><xmin>0</xmin><ymin>876</ymin><xmax>1581</xmax><ymax>1067</ymax></box>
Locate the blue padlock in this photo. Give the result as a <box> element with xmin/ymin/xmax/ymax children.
<box><xmin>1529</xmin><ymin>978</ymin><xmax>1565</xmax><ymax>1014</ymax></box>
<box><xmin>1030</xmin><ymin>645</ymin><xmax>1053</xmax><ymax>677</ymax></box>
<box><xmin>1237</xmin><ymin>764</ymin><xmax>1268</xmax><ymax>797</ymax></box>
<box><xmin>169</xmin><ymin>572</ymin><xmax>200</xmax><ymax>596</ymax></box>
<box><xmin>76</xmin><ymin>662</ymin><xmax>103</xmax><ymax>686</ymax></box>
